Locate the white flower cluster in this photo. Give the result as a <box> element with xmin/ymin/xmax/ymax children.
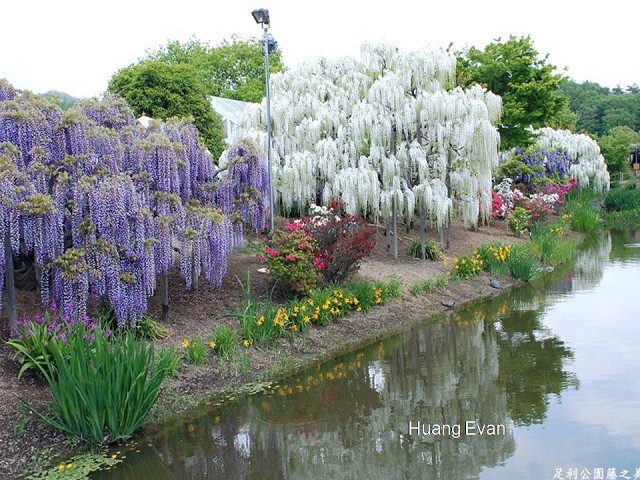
<box><xmin>235</xmin><ymin>43</ymin><xmax>502</xmax><ymax>232</ymax></box>
<box><xmin>307</xmin><ymin>203</ymin><xmax>340</xmax><ymax>226</ymax></box>
<box><xmin>529</xmin><ymin>192</ymin><xmax>559</xmax><ymax>207</ymax></box>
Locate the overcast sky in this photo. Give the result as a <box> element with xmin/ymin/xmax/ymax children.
<box><xmin>2</xmin><ymin>0</ymin><xmax>637</xmax><ymax>98</ymax></box>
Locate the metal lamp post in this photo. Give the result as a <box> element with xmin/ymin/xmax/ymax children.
<box><xmin>252</xmin><ymin>8</ymin><xmax>276</xmax><ymax>235</ymax></box>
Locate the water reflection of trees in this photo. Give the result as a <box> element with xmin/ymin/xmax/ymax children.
<box><xmin>609</xmin><ymin>229</ymin><xmax>640</xmax><ymax>263</ymax></box>
<box><xmin>100</xmin><ymin>303</ymin><xmax>580</xmax><ymax>480</ymax></box>
<box><xmin>98</xmin><ymin>234</ymin><xmax>630</xmax><ymax>479</ymax></box>
<box><xmin>101</xmin><ymin>319</ymin><xmax>519</xmax><ymax>479</ymax></box>
<box><xmin>496</xmin><ymin>304</ymin><xmax>578</xmax><ymax>425</ymax></box>
<box><xmin>454</xmin><ymin>288</ymin><xmax>579</xmax><ymax>428</ymax></box>
<box><xmin>244</xmin><ymin>319</ymin><xmax>517</xmax><ymax>480</ymax></box>
<box><xmin>571</xmin><ymin>232</ymin><xmax>612</xmax><ymax>291</ymax></box>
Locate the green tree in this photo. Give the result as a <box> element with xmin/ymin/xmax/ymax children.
<box><xmin>457</xmin><ymin>35</ymin><xmax>569</xmax><ymax>149</ymax></box>
<box><xmin>41</xmin><ymin>90</ymin><xmax>78</xmax><ymax>110</ymax></box>
<box><xmin>601</xmin><ymin>93</ymin><xmax>640</xmax><ymax>133</ymax></box>
<box><xmin>558</xmin><ymin>80</ymin><xmax>640</xmax><ymax>135</ymax></box>
<box><xmin>598</xmin><ymin>126</ymin><xmax>640</xmax><ymax>177</ymax></box>
<box><xmin>108</xmin><ymin>60</ymin><xmax>226</xmax><ymax>158</ymax></box>
<box><xmin>147</xmin><ymin>36</ymin><xmax>284</xmax><ymax>103</ymax></box>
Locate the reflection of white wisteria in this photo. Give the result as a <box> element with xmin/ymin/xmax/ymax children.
<box><xmin>220</xmin><ymin>320</ymin><xmax>517</xmax><ymax>480</ymax></box>
<box><xmin>105</xmin><ymin>307</ymin><xmax>580</xmax><ymax>480</ymax></box>
<box><xmin>572</xmin><ymin>232</ymin><xmax>611</xmax><ymax>292</ymax></box>
<box><xmin>368</xmin><ymin>361</ymin><xmax>386</xmax><ymax>393</ymax></box>
<box><xmin>508</xmin><ymin>232</ymin><xmax>612</xmax><ymax>315</ymax></box>
<box><xmin>115</xmin><ymin>322</ymin><xmax>516</xmax><ymax>479</ymax></box>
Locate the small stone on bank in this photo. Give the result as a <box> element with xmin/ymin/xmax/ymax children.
<box><xmin>489</xmin><ymin>279</ymin><xmax>503</xmax><ymax>289</ymax></box>
<box><xmin>441</xmin><ymin>299</ymin><xmax>456</xmax><ymax>308</ymax></box>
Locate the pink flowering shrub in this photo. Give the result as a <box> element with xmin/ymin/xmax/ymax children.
<box><xmin>260</xmin><ymin>221</ymin><xmax>323</xmax><ymax>294</ymax></box>
<box><xmin>494</xmin><ymin>178</ymin><xmax>522</xmax><ymax>218</ymax></box>
<box><xmin>491</xmin><ymin>191</ymin><xmax>506</xmax><ymax>219</ymax></box>
<box><xmin>541</xmin><ymin>178</ymin><xmax>576</xmax><ymax>213</ymax></box>
<box><xmin>494</xmin><ymin>176</ymin><xmax>577</xmax><ymax>233</ymax></box>
<box><xmin>260</xmin><ymin>201</ymin><xmax>376</xmax><ymax>293</ymax></box>
<box><xmin>523</xmin><ymin>195</ymin><xmax>555</xmax><ymax>222</ymax></box>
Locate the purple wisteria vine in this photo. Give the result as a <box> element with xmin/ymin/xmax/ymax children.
<box><xmin>0</xmin><ymin>80</ymin><xmax>267</xmax><ymax>327</ymax></box>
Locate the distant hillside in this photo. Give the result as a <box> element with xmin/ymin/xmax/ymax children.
<box><xmin>40</xmin><ymin>90</ymin><xmax>78</xmax><ymax>110</ymax></box>
<box><xmin>558</xmin><ymin>81</ymin><xmax>640</xmax><ymax>136</ymax></box>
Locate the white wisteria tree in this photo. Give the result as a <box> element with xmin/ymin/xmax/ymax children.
<box><xmin>533</xmin><ymin>127</ymin><xmax>610</xmax><ymax>193</ymax></box>
<box><xmin>234</xmin><ymin>43</ymin><xmax>502</xmax><ymax>255</ymax></box>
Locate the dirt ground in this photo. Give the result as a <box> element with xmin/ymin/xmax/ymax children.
<box><xmin>0</xmin><ymin>219</ymin><xmax>522</xmax><ymax>478</ymax></box>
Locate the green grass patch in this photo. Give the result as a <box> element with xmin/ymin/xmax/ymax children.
<box><xmin>407</xmin><ymin>239</ymin><xmax>443</xmax><ymax>260</ymax></box>
<box><xmin>604</xmin><ymin>187</ymin><xmax>640</xmax><ymax>212</ymax></box>
<box><xmin>565</xmin><ymin>199</ymin><xmax>602</xmax><ymax>234</ymax></box>
<box><xmin>506</xmin><ymin>244</ymin><xmax>537</xmax><ymax>282</ymax></box>
<box><xmin>210</xmin><ymin>325</ymin><xmax>237</xmax><ymax>360</ymax></box>
<box><xmin>411</xmin><ymin>275</ymin><xmax>449</xmax><ymax>295</ymax></box>
<box><xmin>160</xmin><ymin>346</ymin><xmax>182</xmax><ymax>377</ymax></box>
<box><xmin>411</xmin><ymin>279</ymin><xmax>435</xmax><ymax>295</ymax></box>
<box><xmin>183</xmin><ymin>336</ymin><xmax>207</xmax><ymax>364</ymax></box>
<box><xmin>604</xmin><ymin>208</ymin><xmax>640</xmax><ymax>229</ymax></box>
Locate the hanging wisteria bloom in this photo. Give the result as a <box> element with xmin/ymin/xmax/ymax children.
<box><xmin>234</xmin><ymin>42</ymin><xmax>502</xmax><ymax>236</ymax></box>
<box><xmin>0</xmin><ymin>80</ymin><xmax>268</xmax><ymax>327</ymax></box>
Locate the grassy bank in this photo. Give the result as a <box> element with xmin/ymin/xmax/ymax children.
<box><xmin>603</xmin><ymin>186</ymin><xmax>640</xmax><ymax>230</ymax></box>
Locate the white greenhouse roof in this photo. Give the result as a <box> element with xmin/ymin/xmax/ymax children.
<box><xmin>210</xmin><ymin>96</ymin><xmax>253</xmax><ymax>124</ymax></box>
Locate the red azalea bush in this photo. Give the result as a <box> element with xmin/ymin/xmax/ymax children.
<box><xmin>303</xmin><ymin>201</ymin><xmax>377</xmax><ymax>284</ymax></box>
<box><xmin>308</xmin><ymin>216</ymin><xmax>377</xmax><ymax>284</ymax></box>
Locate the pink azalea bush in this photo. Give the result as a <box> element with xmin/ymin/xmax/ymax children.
<box><xmin>260</xmin><ymin>201</ymin><xmax>376</xmax><ymax>294</ymax></box>
<box><xmin>260</xmin><ymin>221</ymin><xmax>324</xmax><ymax>294</ymax></box>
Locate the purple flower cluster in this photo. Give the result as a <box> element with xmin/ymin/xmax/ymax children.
<box><xmin>513</xmin><ymin>147</ymin><xmax>570</xmax><ymax>186</ymax></box>
<box><xmin>0</xmin><ymin>79</ymin><xmax>17</xmax><ymax>101</ymax></box>
<box><xmin>217</xmin><ymin>144</ymin><xmax>269</xmax><ymax>230</ymax></box>
<box><xmin>1</xmin><ymin>80</ymin><xmax>268</xmax><ymax>327</ymax></box>
<box><xmin>11</xmin><ymin>300</ymin><xmax>104</xmax><ymax>344</ymax></box>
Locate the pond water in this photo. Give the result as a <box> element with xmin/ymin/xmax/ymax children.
<box><xmin>95</xmin><ymin>230</ymin><xmax>640</xmax><ymax>480</ymax></box>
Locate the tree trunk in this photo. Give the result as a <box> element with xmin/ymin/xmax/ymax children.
<box><xmin>392</xmin><ymin>196</ymin><xmax>398</xmax><ymax>259</ymax></box>
<box><xmin>4</xmin><ymin>232</ymin><xmax>17</xmax><ymax>333</ymax></box>
<box><xmin>419</xmin><ymin>203</ymin><xmax>426</xmax><ymax>260</ymax></box>
<box><xmin>190</xmin><ymin>246</ymin><xmax>198</xmax><ymax>291</ymax></box>
<box><xmin>159</xmin><ymin>271</ymin><xmax>169</xmax><ymax>323</ymax></box>
<box><xmin>385</xmin><ymin>219</ymin><xmax>391</xmax><ymax>253</ymax></box>
<box><xmin>444</xmin><ymin>148</ymin><xmax>452</xmax><ymax>250</ymax></box>
<box><xmin>445</xmin><ymin>217</ymin><xmax>451</xmax><ymax>250</ymax></box>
